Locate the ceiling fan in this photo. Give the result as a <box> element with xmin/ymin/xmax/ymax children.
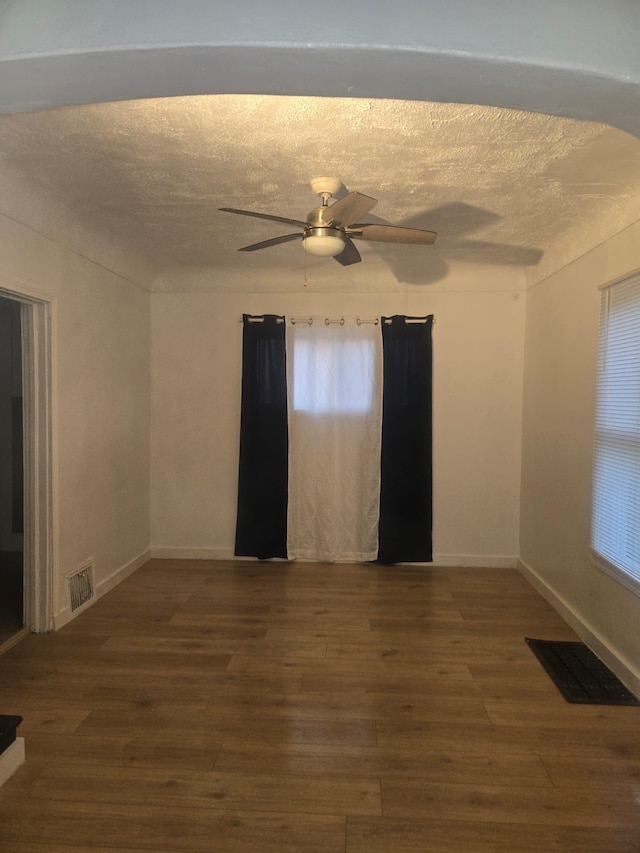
<box><xmin>219</xmin><ymin>177</ymin><xmax>437</xmax><ymax>266</ymax></box>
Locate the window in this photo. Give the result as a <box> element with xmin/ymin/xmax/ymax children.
<box><xmin>286</xmin><ymin>319</ymin><xmax>383</xmax><ymax>561</ymax></box>
<box><xmin>291</xmin><ymin>329</ymin><xmax>376</xmax><ymax>415</ymax></box>
<box><xmin>591</xmin><ymin>272</ymin><xmax>640</xmax><ymax>594</ymax></box>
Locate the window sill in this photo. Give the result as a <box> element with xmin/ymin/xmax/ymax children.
<box><xmin>590</xmin><ymin>549</ymin><xmax>640</xmax><ymax>599</ymax></box>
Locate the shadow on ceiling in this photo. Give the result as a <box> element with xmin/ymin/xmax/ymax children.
<box><xmin>359</xmin><ymin>202</ymin><xmax>544</xmax><ymax>285</ymax></box>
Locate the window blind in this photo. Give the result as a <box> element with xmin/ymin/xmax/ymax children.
<box><xmin>592</xmin><ymin>272</ymin><xmax>640</xmax><ymax>591</ymax></box>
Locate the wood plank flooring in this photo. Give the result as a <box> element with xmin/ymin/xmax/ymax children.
<box><xmin>1</xmin><ymin>559</ymin><xmax>639</xmax><ymax>852</ymax></box>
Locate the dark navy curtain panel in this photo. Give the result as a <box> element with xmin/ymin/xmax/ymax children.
<box><xmin>234</xmin><ymin>314</ymin><xmax>289</xmax><ymax>559</ymax></box>
<box><xmin>377</xmin><ymin>315</ymin><xmax>433</xmax><ymax>564</ymax></box>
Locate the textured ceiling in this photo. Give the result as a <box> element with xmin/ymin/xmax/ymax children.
<box><xmin>0</xmin><ymin>94</ymin><xmax>639</xmax><ymax>286</ymax></box>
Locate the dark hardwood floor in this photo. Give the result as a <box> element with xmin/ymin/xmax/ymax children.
<box><xmin>0</xmin><ymin>558</ymin><xmax>639</xmax><ymax>851</ymax></box>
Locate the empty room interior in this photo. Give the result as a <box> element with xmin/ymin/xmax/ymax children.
<box><xmin>1</xmin><ymin>3</ymin><xmax>640</xmax><ymax>850</ymax></box>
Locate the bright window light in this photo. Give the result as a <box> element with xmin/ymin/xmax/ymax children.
<box><xmin>592</xmin><ymin>272</ymin><xmax>640</xmax><ymax>594</ymax></box>
<box><xmin>292</xmin><ymin>337</ymin><xmax>375</xmax><ymax>414</ymax></box>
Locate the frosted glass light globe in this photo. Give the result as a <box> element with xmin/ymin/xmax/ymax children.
<box><xmin>303</xmin><ymin>233</ymin><xmax>345</xmax><ymax>257</ymax></box>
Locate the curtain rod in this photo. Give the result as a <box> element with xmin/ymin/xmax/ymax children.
<box><xmin>290</xmin><ymin>317</ymin><xmax>380</xmax><ymax>326</ymax></box>
<box><xmin>238</xmin><ymin>316</ymin><xmax>379</xmax><ymax>325</ymax></box>
<box><xmin>383</xmin><ymin>316</ymin><xmax>434</xmax><ymax>324</ymax></box>
<box><xmin>238</xmin><ymin>315</ymin><xmax>434</xmax><ymax>325</ymax></box>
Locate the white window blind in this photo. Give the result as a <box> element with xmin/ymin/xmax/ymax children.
<box><xmin>592</xmin><ymin>272</ymin><xmax>640</xmax><ymax>592</ymax></box>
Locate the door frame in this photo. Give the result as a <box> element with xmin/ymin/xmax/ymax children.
<box><xmin>0</xmin><ymin>280</ymin><xmax>55</xmax><ymax>633</ymax></box>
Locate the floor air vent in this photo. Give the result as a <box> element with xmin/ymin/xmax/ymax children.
<box><xmin>68</xmin><ymin>563</ymin><xmax>95</xmax><ymax>612</ymax></box>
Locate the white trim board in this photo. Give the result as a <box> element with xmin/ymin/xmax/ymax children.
<box><xmin>150</xmin><ymin>547</ymin><xmax>238</xmax><ymax>561</ymax></box>
<box><xmin>150</xmin><ymin>547</ymin><xmax>518</xmax><ymax>569</ymax></box>
<box><xmin>53</xmin><ymin>548</ymin><xmax>151</xmax><ymax>630</ymax></box>
<box><xmin>0</xmin><ymin>738</ymin><xmax>25</xmax><ymax>789</ymax></box>
<box><xmin>431</xmin><ymin>555</ymin><xmax>517</xmax><ymax>569</ymax></box>
<box><xmin>518</xmin><ymin>558</ymin><xmax>640</xmax><ymax>699</ymax></box>
<box><xmin>0</xmin><ymin>280</ymin><xmax>56</xmax><ymax>633</ymax></box>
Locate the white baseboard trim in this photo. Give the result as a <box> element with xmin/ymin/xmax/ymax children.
<box><xmin>53</xmin><ymin>606</ymin><xmax>71</xmax><ymax>630</ymax></box>
<box><xmin>518</xmin><ymin>558</ymin><xmax>640</xmax><ymax>698</ymax></box>
<box><xmin>432</xmin><ymin>554</ymin><xmax>518</xmax><ymax>569</ymax></box>
<box><xmin>150</xmin><ymin>547</ymin><xmax>236</xmax><ymax>560</ymax></box>
<box><xmin>149</xmin><ymin>547</ymin><xmax>517</xmax><ymax>569</ymax></box>
<box><xmin>53</xmin><ymin>548</ymin><xmax>151</xmax><ymax>630</ymax></box>
<box><xmin>97</xmin><ymin>548</ymin><xmax>151</xmax><ymax>597</ymax></box>
<box><xmin>0</xmin><ymin>738</ymin><xmax>25</xmax><ymax>788</ymax></box>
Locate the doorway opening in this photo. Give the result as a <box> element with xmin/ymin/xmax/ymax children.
<box><xmin>0</xmin><ymin>296</ymin><xmax>24</xmax><ymax>643</ymax></box>
<box><xmin>0</xmin><ymin>285</ymin><xmax>53</xmax><ymax>647</ymax></box>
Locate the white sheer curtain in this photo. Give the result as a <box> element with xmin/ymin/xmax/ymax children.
<box><xmin>286</xmin><ymin>318</ymin><xmax>383</xmax><ymax>561</ymax></box>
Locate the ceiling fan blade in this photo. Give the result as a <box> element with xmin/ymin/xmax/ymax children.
<box><xmin>333</xmin><ymin>237</ymin><xmax>361</xmax><ymax>266</ymax></box>
<box><xmin>238</xmin><ymin>233</ymin><xmax>302</xmax><ymax>252</ymax></box>
<box><xmin>219</xmin><ymin>207</ymin><xmax>307</xmax><ymax>228</ymax></box>
<box><xmin>325</xmin><ymin>192</ymin><xmax>377</xmax><ymax>227</ymax></box>
<box><xmin>350</xmin><ymin>224</ymin><xmax>437</xmax><ymax>245</ymax></box>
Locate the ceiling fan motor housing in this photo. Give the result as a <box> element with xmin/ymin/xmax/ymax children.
<box><xmin>303</xmin><ymin>204</ymin><xmax>347</xmax><ymax>256</ymax></box>
<box><xmin>307</xmin><ymin>205</ymin><xmax>339</xmax><ymax>228</ymax></box>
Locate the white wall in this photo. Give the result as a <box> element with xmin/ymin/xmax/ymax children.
<box><xmin>151</xmin><ymin>264</ymin><xmax>526</xmax><ymax>566</ymax></box>
<box><xmin>520</xmin><ymin>220</ymin><xmax>640</xmax><ymax>692</ymax></box>
<box><xmin>0</xmin><ymin>212</ymin><xmax>151</xmax><ymax>625</ymax></box>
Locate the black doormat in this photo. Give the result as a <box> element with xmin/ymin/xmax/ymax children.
<box><xmin>525</xmin><ymin>638</ymin><xmax>640</xmax><ymax>706</ymax></box>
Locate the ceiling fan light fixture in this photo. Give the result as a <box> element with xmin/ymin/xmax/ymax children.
<box><xmin>303</xmin><ymin>228</ymin><xmax>345</xmax><ymax>257</ymax></box>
